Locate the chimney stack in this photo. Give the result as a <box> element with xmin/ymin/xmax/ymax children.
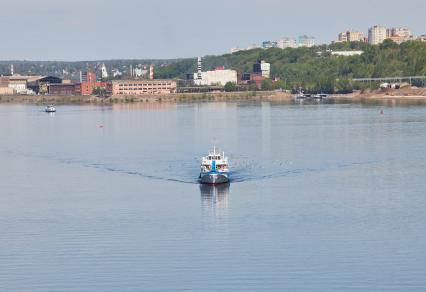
<box><xmin>149</xmin><ymin>64</ymin><xmax>154</xmax><ymax>80</ymax></box>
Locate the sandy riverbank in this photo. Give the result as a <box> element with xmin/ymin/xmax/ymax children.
<box><xmin>1</xmin><ymin>88</ymin><xmax>426</xmax><ymax>105</ymax></box>
<box><xmin>331</xmin><ymin>87</ymin><xmax>426</xmax><ymax>105</ymax></box>
<box><xmin>0</xmin><ymin>91</ymin><xmax>293</xmax><ymax>104</ymax></box>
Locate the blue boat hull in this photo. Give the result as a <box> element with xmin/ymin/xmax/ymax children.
<box><xmin>199</xmin><ymin>172</ymin><xmax>229</xmax><ymax>185</ymax></box>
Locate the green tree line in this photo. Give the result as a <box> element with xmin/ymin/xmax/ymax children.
<box><xmin>155</xmin><ymin>40</ymin><xmax>426</xmax><ymax>93</ymax></box>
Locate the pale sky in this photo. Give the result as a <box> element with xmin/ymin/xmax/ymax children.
<box><xmin>1</xmin><ymin>0</ymin><xmax>425</xmax><ymax>61</ymax></box>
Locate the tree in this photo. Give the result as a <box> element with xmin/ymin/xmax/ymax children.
<box><xmin>261</xmin><ymin>79</ymin><xmax>273</xmax><ymax>91</ymax></box>
<box><xmin>224</xmin><ymin>82</ymin><xmax>237</xmax><ymax>92</ymax></box>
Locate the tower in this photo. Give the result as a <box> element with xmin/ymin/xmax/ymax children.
<box><xmin>101</xmin><ymin>63</ymin><xmax>108</xmax><ymax>79</ymax></box>
<box><xmin>10</xmin><ymin>64</ymin><xmax>14</xmax><ymax>76</ymax></box>
<box><xmin>197</xmin><ymin>57</ymin><xmax>202</xmax><ymax>80</ymax></box>
<box><xmin>149</xmin><ymin>64</ymin><xmax>154</xmax><ymax>80</ymax></box>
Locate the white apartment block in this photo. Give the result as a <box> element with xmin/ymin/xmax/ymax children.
<box><xmin>298</xmin><ymin>35</ymin><xmax>315</xmax><ymax>47</ymax></box>
<box><xmin>368</xmin><ymin>25</ymin><xmax>387</xmax><ymax>45</ymax></box>
<box><xmin>347</xmin><ymin>31</ymin><xmax>364</xmax><ymax>42</ymax></box>
<box><xmin>277</xmin><ymin>37</ymin><xmax>297</xmax><ymax>49</ymax></box>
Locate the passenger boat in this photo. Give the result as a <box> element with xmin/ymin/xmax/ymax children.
<box><xmin>45</xmin><ymin>105</ymin><xmax>56</xmax><ymax>113</ymax></box>
<box><xmin>199</xmin><ymin>147</ymin><xmax>230</xmax><ymax>185</ymax></box>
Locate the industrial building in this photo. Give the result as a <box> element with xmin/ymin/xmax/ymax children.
<box><xmin>192</xmin><ymin>57</ymin><xmax>238</xmax><ymax>86</ymax></box>
<box><xmin>28</xmin><ymin>76</ymin><xmax>62</xmax><ymax>94</ymax></box>
<box><xmin>79</xmin><ymin>71</ymin><xmax>108</xmax><ymax>95</ymax></box>
<box><xmin>193</xmin><ymin>69</ymin><xmax>238</xmax><ymax>86</ymax></box>
<box><xmin>48</xmin><ymin>83</ymin><xmax>81</xmax><ymax>95</ymax></box>
<box><xmin>112</xmin><ymin>80</ymin><xmax>177</xmax><ymax>95</ymax></box>
<box><xmin>253</xmin><ymin>60</ymin><xmax>271</xmax><ymax>79</ymax></box>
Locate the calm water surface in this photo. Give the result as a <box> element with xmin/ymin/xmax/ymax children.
<box><xmin>0</xmin><ymin>102</ymin><xmax>425</xmax><ymax>291</ymax></box>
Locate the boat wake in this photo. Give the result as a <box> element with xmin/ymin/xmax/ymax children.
<box><xmin>2</xmin><ymin>149</ymin><xmax>379</xmax><ymax>185</ymax></box>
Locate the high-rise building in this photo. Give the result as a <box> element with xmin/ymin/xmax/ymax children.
<box><xmin>298</xmin><ymin>35</ymin><xmax>316</xmax><ymax>47</ymax></box>
<box><xmin>386</xmin><ymin>27</ymin><xmax>412</xmax><ymax>44</ymax></box>
<box><xmin>347</xmin><ymin>31</ymin><xmax>365</xmax><ymax>42</ymax></box>
<box><xmin>337</xmin><ymin>32</ymin><xmax>348</xmax><ymax>42</ymax></box>
<box><xmin>277</xmin><ymin>37</ymin><xmax>297</xmax><ymax>49</ymax></box>
<box><xmin>337</xmin><ymin>31</ymin><xmax>364</xmax><ymax>43</ymax></box>
<box><xmin>388</xmin><ymin>27</ymin><xmax>412</xmax><ymax>38</ymax></box>
<box><xmin>368</xmin><ymin>25</ymin><xmax>387</xmax><ymax>45</ymax></box>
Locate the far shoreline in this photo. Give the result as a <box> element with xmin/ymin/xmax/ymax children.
<box><xmin>1</xmin><ymin>90</ymin><xmax>426</xmax><ymax>105</ymax></box>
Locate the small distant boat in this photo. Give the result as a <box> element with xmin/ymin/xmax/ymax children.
<box><xmin>294</xmin><ymin>90</ymin><xmax>328</xmax><ymax>102</ymax></box>
<box><xmin>199</xmin><ymin>147</ymin><xmax>230</xmax><ymax>185</ymax></box>
<box><xmin>45</xmin><ymin>105</ymin><xmax>56</xmax><ymax>113</ymax></box>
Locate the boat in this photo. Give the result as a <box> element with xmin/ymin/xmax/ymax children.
<box><xmin>199</xmin><ymin>147</ymin><xmax>230</xmax><ymax>185</ymax></box>
<box><xmin>45</xmin><ymin>105</ymin><xmax>56</xmax><ymax>113</ymax></box>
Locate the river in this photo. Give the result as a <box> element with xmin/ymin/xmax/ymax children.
<box><xmin>0</xmin><ymin>102</ymin><xmax>425</xmax><ymax>291</ymax></box>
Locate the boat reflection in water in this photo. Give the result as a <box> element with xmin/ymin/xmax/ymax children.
<box><xmin>200</xmin><ymin>183</ymin><xmax>230</xmax><ymax>211</ymax></box>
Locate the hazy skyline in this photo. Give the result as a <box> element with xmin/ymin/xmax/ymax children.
<box><xmin>1</xmin><ymin>0</ymin><xmax>425</xmax><ymax>61</ymax></box>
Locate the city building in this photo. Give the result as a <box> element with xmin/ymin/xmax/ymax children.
<box><xmin>347</xmin><ymin>31</ymin><xmax>365</xmax><ymax>42</ymax></box>
<box><xmin>48</xmin><ymin>83</ymin><xmax>81</xmax><ymax>95</ymax></box>
<box><xmin>417</xmin><ymin>35</ymin><xmax>426</xmax><ymax>42</ymax></box>
<box><xmin>0</xmin><ymin>77</ymin><xmax>9</xmax><ymax>87</ymax></box>
<box><xmin>298</xmin><ymin>35</ymin><xmax>316</xmax><ymax>47</ymax></box>
<box><xmin>0</xmin><ymin>87</ymin><xmax>14</xmax><ymax>95</ymax></box>
<box><xmin>27</xmin><ymin>76</ymin><xmax>62</xmax><ymax>94</ymax></box>
<box><xmin>78</xmin><ymin>71</ymin><xmax>111</xmax><ymax>95</ymax></box>
<box><xmin>81</xmin><ymin>81</ymin><xmax>107</xmax><ymax>95</ymax></box>
<box><xmin>253</xmin><ymin>60</ymin><xmax>271</xmax><ymax>79</ymax></box>
<box><xmin>133</xmin><ymin>67</ymin><xmax>147</xmax><ymax>78</ymax></box>
<box><xmin>250</xmin><ymin>74</ymin><xmax>266</xmax><ymax>89</ymax></box>
<box><xmin>337</xmin><ymin>32</ymin><xmax>348</xmax><ymax>42</ymax></box>
<box><xmin>8</xmin><ymin>77</ymin><xmax>27</xmax><ymax>94</ymax></box>
<box><xmin>262</xmin><ymin>41</ymin><xmax>278</xmax><ymax>49</ymax></box>
<box><xmin>80</xmin><ymin>71</ymin><xmax>96</xmax><ymax>83</ymax></box>
<box><xmin>194</xmin><ymin>68</ymin><xmax>238</xmax><ymax>86</ymax></box>
<box><xmin>277</xmin><ymin>37</ymin><xmax>297</xmax><ymax>49</ymax></box>
<box><xmin>112</xmin><ymin>80</ymin><xmax>177</xmax><ymax>95</ymax></box>
<box><xmin>387</xmin><ymin>27</ymin><xmax>413</xmax><ymax>44</ymax></box>
<box><xmin>337</xmin><ymin>31</ymin><xmax>364</xmax><ymax>42</ymax></box>
<box><xmin>368</xmin><ymin>25</ymin><xmax>387</xmax><ymax>45</ymax></box>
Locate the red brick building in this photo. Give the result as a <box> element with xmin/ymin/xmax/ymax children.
<box><xmin>48</xmin><ymin>83</ymin><xmax>81</xmax><ymax>95</ymax></box>
<box><xmin>81</xmin><ymin>81</ymin><xmax>107</xmax><ymax>95</ymax></box>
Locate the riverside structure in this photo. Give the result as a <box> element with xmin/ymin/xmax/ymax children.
<box><xmin>112</xmin><ymin>79</ymin><xmax>177</xmax><ymax>96</ymax></box>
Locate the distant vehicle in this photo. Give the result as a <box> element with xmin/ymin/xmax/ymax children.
<box><xmin>45</xmin><ymin>105</ymin><xmax>56</xmax><ymax>113</ymax></box>
<box><xmin>199</xmin><ymin>147</ymin><xmax>230</xmax><ymax>185</ymax></box>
